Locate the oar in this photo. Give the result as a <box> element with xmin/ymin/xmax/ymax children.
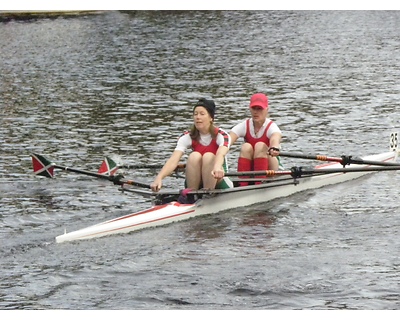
<box><xmin>97</xmin><ymin>156</ymin><xmax>185</xmax><ymax>171</ymax></box>
<box><xmin>278</xmin><ymin>151</ymin><xmax>399</xmax><ymax>167</ymax></box>
<box><xmin>31</xmin><ymin>153</ymin><xmax>152</xmax><ymax>189</ymax></box>
<box><xmin>225</xmin><ymin>165</ymin><xmax>400</xmax><ymax>179</ymax></box>
<box><xmin>97</xmin><ymin>156</ymin><xmax>185</xmax><ymax>179</ymax></box>
<box><xmin>118</xmin><ymin>163</ymin><xmax>186</xmax><ymax>170</ymax></box>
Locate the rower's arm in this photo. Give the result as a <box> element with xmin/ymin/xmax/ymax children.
<box><xmin>212</xmin><ymin>145</ymin><xmax>229</xmax><ymax>179</ymax></box>
<box><xmin>215</xmin><ymin>145</ymin><xmax>229</xmax><ymax>169</ymax></box>
<box><xmin>151</xmin><ymin>150</ymin><xmax>183</xmax><ymax>191</ymax></box>
<box><xmin>269</xmin><ymin>132</ymin><xmax>282</xmax><ymax>149</ymax></box>
<box><xmin>229</xmin><ymin>131</ymin><xmax>239</xmax><ymax>147</ymax></box>
<box><xmin>157</xmin><ymin>150</ymin><xmax>183</xmax><ymax>179</ymax></box>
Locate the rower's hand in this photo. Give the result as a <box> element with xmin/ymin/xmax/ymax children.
<box><xmin>150</xmin><ymin>178</ymin><xmax>162</xmax><ymax>192</ymax></box>
<box><xmin>268</xmin><ymin>147</ymin><xmax>280</xmax><ymax>157</ymax></box>
<box><xmin>212</xmin><ymin>168</ymin><xmax>225</xmax><ymax>179</ymax></box>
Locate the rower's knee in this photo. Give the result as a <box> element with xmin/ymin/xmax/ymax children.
<box><xmin>202</xmin><ymin>152</ymin><xmax>215</xmax><ymax>164</ymax></box>
<box><xmin>240</xmin><ymin>143</ymin><xmax>254</xmax><ymax>159</ymax></box>
<box><xmin>254</xmin><ymin>142</ymin><xmax>268</xmax><ymax>158</ymax></box>
<box><xmin>187</xmin><ymin>151</ymin><xmax>202</xmax><ymax>165</ymax></box>
<box><xmin>268</xmin><ymin>156</ymin><xmax>279</xmax><ymax>170</ymax></box>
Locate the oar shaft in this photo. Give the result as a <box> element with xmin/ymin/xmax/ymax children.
<box><xmin>54</xmin><ymin>164</ymin><xmax>151</xmax><ymax>189</ymax></box>
<box><xmin>278</xmin><ymin>151</ymin><xmax>399</xmax><ymax>167</ymax></box>
<box><xmin>296</xmin><ymin>166</ymin><xmax>400</xmax><ymax>175</ymax></box>
<box><xmin>226</xmin><ymin>165</ymin><xmax>400</xmax><ymax>178</ymax></box>
<box><xmin>120</xmin><ymin>163</ymin><xmax>186</xmax><ymax>170</ymax></box>
<box><xmin>54</xmin><ymin>164</ymin><xmax>111</xmax><ymax>181</ymax></box>
<box><xmin>278</xmin><ymin>151</ymin><xmax>342</xmax><ymax>162</ymax></box>
<box><xmin>118</xmin><ymin>179</ymin><xmax>152</xmax><ymax>189</ymax></box>
<box><xmin>225</xmin><ymin>170</ymin><xmax>291</xmax><ymax>177</ymax></box>
<box><xmin>340</xmin><ymin>158</ymin><xmax>400</xmax><ymax>167</ymax></box>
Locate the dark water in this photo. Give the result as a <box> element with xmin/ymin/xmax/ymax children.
<box><xmin>1</xmin><ymin>10</ymin><xmax>400</xmax><ymax>310</ymax></box>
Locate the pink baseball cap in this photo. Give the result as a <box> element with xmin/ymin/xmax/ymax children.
<box><xmin>249</xmin><ymin>93</ymin><xmax>268</xmax><ymax>109</ymax></box>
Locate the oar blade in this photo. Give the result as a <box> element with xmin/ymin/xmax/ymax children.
<box><xmin>98</xmin><ymin>156</ymin><xmax>119</xmax><ymax>176</ymax></box>
<box><xmin>31</xmin><ymin>153</ymin><xmax>55</xmax><ymax>178</ymax></box>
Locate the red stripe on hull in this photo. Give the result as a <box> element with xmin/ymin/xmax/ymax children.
<box><xmin>77</xmin><ymin>205</ymin><xmax>196</xmax><ymax>240</ymax></box>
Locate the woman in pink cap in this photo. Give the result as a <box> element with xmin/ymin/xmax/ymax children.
<box><xmin>151</xmin><ymin>98</ymin><xmax>233</xmax><ymax>200</ymax></box>
<box><xmin>229</xmin><ymin>93</ymin><xmax>282</xmax><ymax>186</ymax></box>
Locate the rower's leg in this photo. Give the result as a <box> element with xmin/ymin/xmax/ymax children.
<box><xmin>201</xmin><ymin>152</ymin><xmax>217</xmax><ymax>189</ymax></box>
<box><xmin>186</xmin><ymin>151</ymin><xmax>203</xmax><ymax>190</ymax></box>
<box><xmin>253</xmin><ymin>157</ymin><xmax>269</xmax><ymax>184</ymax></box>
<box><xmin>253</xmin><ymin>142</ymin><xmax>269</xmax><ymax>184</ymax></box>
<box><xmin>253</xmin><ymin>141</ymin><xmax>279</xmax><ymax>171</ymax></box>
<box><xmin>268</xmin><ymin>155</ymin><xmax>279</xmax><ymax>170</ymax></box>
<box><xmin>237</xmin><ymin>143</ymin><xmax>254</xmax><ymax>186</ymax></box>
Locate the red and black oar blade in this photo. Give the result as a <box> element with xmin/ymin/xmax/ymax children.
<box><xmin>31</xmin><ymin>153</ymin><xmax>55</xmax><ymax>178</ymax></box>
<box><xmin>98</xmin><ymin>156</ymin><xmax>119</xmax><ymax>176</ymax></box>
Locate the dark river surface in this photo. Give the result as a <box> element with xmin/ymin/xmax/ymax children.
<box><xmin>1</xmin><ymin>10</ymin><xmax>400</xmax><ymax>310</ymax></box>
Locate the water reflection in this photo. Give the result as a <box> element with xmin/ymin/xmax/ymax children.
<box><xmin>1</xmin><ymin>10</ymin><xmax>400</xmax><ymax>309</ymax></box>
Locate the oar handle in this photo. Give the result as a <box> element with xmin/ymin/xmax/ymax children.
<box><xmin>111</xmin><ymin>174</ymin><xmax>152</xmax><ymax>189</ymax></box>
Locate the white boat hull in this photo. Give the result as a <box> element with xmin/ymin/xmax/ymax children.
<box><xmin>56</xmin><ymin>150</ymin><xmax>398</xmax><ymax>243</ymax></box>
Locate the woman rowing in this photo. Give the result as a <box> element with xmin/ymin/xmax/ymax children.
<box><xmin>229</xmin><ymin>92</ymin><xmax>282</xmax><ymax>186</ymax></box>
<box><xmin>150</xmin><ymin>98</ymin><xmax>233</xmax><ymax>203</ymax></box>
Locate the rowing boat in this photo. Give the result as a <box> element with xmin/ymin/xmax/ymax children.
<box><xmin>53</xmin><ymin>132</ymin><xmax>399</xmax><ymax>243</ymax></box>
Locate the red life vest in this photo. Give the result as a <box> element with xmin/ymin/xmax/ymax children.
<box><xmin>191</xmin><ymin>127</ymin><xmax>229</xmax><ymax>155</ymax></box>
<box><xmin>244</xmin><ymin>119</ymin><xmax>274</xmax><ymax>148</ymax></box>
